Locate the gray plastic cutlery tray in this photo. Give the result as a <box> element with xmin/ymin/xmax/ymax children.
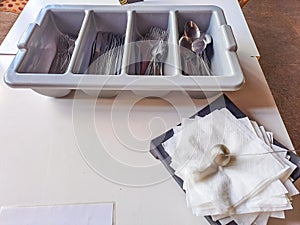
<box><xmin>4</xmin><ymin>4</ymin><xmax>244</xmax><ymax>98</ymax></box>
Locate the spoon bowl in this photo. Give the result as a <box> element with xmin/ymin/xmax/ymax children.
<box><xmin>184</xmin><ymin>20</ymin><xmax>201</xmax><ymax>41</ymax></box>
<box><xmin>191</xmin><ymin>38</ymin><xmax>206</xmax><ymax>55</ymax></box>
<box><xmin>191</xmin><ymin>33</ymin><xmax>212</xmax><ymax>55</ymax></box>
<box><xmin>179</xmin><ymin>35</ymin><xmax>192</xmax><ymax>49</ymax></box>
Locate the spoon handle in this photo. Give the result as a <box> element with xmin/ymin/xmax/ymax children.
<box><xmin>229</xmin><ymin>150</ymin><xmax>300</xmax><ymax>157</ymax></box>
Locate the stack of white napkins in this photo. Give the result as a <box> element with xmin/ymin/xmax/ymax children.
<box><xmin>162</xmin><ymin>108</ymin><xmax>299</xmax><ymax>225</ymax></box>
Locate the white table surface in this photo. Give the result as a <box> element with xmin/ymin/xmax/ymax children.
<box><xmin>0</xmin><ymin>0</ymin><xmax>299</xmax><ymax>225</ymax></box>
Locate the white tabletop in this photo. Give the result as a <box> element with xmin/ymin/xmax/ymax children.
<box><xmin>0</xmin><ymin>0</ymin><xmax>299</xmax><ymax>225</ymax></box>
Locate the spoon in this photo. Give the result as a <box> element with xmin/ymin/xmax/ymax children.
<box><xmin>191</xmin><ymin>33</ymin><xmax>212</xmax><ymax>75</ymax></box>
<box><xmin>145</xmin><ymin>39</ymin><xmax>168</xmax><ymax>75</ymax></box>
<box><xmin>191</xmin><ymin>34</ymin><xmax>212</xmax><ymax>55</ymax></box>
<box><xmin>184</xmin><ymin>20</ymin><xmax>201</xmax><ymax>41</ymax></box>
<box><xmin>210</xmin><ymin>144</ymin><xmax>300</xmax><ymax>163</ymax></box>
<box><xmin>179</xmin><ymin>35</ymin><xmax>192</xmax><ymax>49</ymax></box>
<box><xmin>179</xmin><ymin>36</ymin><xmax>199</xmax><ymax>75</ymax></box>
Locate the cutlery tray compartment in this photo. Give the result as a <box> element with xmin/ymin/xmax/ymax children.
<box><xmin>73</xmin><ymin>10</ymin><xmax>128</xmax><ymax>74</ymax></box>
<box><xmin>5</xmin><ymin>4</ymin><xmax>244</xmax><ymax>98</ymax></box>
<box><xmin>17</xmin><ymin>9</ymin><xmax>85</xmax><ymax>74</ymax></box>
<box><xmin>127</xmin><ymin>11</ymin><xmax>174</xmax><ymax>76</ymax></box>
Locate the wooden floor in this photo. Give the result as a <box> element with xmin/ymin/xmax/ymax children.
<box><xmin>243</xmin><ymin>0</ymin><xmax>300</xmax><ymax>149</ymax></box>
<box><xmin>0</xmin><ymin>11</ymin><xmax>18</xmax><ymax>44</ymax></box>
<box><xmin>0</xmin><ymin>0</ymin><xmax>299</xmax><ymax>149</ymax></box>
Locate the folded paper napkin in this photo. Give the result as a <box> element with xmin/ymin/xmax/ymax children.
<box><xmin>162</xmin><ymin>108</ymin><xmax>299</xmax><ymax>225</ymax></box>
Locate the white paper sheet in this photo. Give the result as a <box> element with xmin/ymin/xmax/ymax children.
<box><xmin>0</xmin><ymin>203</ymin><xmax>114</xmax><ymax>225</ymax></box>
